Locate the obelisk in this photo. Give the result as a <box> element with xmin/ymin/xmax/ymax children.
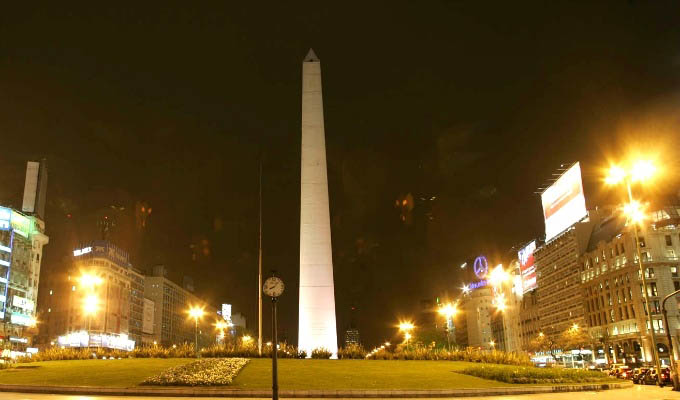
<box><xmin>298</xmin><ymin>48</ymin><xmax>338</xmax><ymax>357</ymax></box>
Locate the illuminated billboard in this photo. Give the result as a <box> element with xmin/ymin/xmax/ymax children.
<box><xmin>0</xmin><ymin>208</ymin><xmax>10</xmax><ymax>231</ymax></box>
<box><xmin>518</xmin><ymin>241</ymin><xmax>537</xmax><ymax>294</ymax></box>
<box><xmin>10</xmin><ymin>211</ymin><xmax>31</xmax><ymax>238</ymax></box>
<box><xmin>541</xmin><ymin>162</ymin><xmax>587</xmax><ymax>241</ymax></box>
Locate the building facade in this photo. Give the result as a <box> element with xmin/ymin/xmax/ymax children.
<box><xmin>456</xmin><ymin>286</ymin><xmax>494</xmax><ymax>349</ymax></box>
<box><xmin>127</xmin><ymin>267</ymin><xmax>145</xmax><ymax>344</ymax></box>
<box><xmin>42</xmin><ymin>241</ymin><xmax>136</xmax><ymax>350</ymax></box>
<box><xmin>581</xmin><ymin>209</ymin><xmax>680</xmax><ymax>364</ymax></box>
<box><xmin>0</xmin><ymin>207</ymin><xmax>49</xmax><ymax>351</ymax></box>
<box><xmin>535</xmin><ymin>215</ymin><xmax>599</xmax><ymax>341</ymax></box>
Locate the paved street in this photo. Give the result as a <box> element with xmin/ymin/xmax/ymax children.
<box><xmin>0</xmin><ymin>385</ymin><xmax>678</xmax><ymax>400</ymax></box>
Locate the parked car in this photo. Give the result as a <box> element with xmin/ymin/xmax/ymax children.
<box><xmin>615</xmin><ymin>366</ymin><xmax>632</xmax><ymax>379</ymax></box>
<box><xmin>631</xmin><ymin>368</ymin><xmax>649</xmax><ymax>384</ymax></box>
<box><xmin>659</xmin><ymin>368</ymin><xmax>671</xmax><ymax>385</ymax></box>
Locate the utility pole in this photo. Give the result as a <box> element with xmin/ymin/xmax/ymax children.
<box><xmin>258</xmin><ymin>160</ymin><xmax>263</xmax><ymax>356</ymax></box>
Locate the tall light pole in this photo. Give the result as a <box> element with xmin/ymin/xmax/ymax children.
<box><xmin>189</xmin><ymin>307</ymin><xmax>204</xmax><ymax>357</ymax></box>
<box><xmin>605</xmin><ymin>161</ymin><xmax>662</xmax><ymax>385</ymax></box>
<box><xmin>399</xmin><ymin>321</ymin><xmax>414</xmax><ymax>350</ymax></box>
<box><xmin>79</xmin><ymin>272</ymin><xmax>102</xmax><ymax>343</ymax></box>
<box><xmin>661</xmin><ymin>289</ymin><xmax>680</xmax><ymax>390</ymax></box>
<box><xmin>258</xmin><ymin>160</ymin><xmax>263</xmax><ymax>356</ymax></box>
<box><xmin>438</xmin><ymin>303</ymin><xmax>457</xmax><ymax>350</ymax></box>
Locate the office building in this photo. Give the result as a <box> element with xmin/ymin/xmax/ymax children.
<box><xmin>581</xmin><ymin>206</ymin><xmax>680</xmax><ymax>364</ymax></box>
<box><xmin>144</xmin><ymin>266</ymin><xmax>213</xmax><ymax>347</ymax></box>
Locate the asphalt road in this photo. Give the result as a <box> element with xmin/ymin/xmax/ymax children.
<box><xmin>0</xmin><ymin>385</ymin><xmax>678</xmax><ymax>400</ymax></box>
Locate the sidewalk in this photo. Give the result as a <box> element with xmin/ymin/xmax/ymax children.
<box><xmin>0</xmin><ymin>381</ymin><xmax>632</xmax><ymax>398</ymax></box>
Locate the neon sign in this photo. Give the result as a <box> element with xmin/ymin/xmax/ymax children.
<box><xmin>473</xmin><ymin>256</ymin><xmax>488</xmax><ymax>279</ymax></box>
<box><xmin>73</xmin><ymin>247</ymin><xmax>92</xmax><ymax>256</ymax></box>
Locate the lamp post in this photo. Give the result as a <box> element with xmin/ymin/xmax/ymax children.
<box><xmin>438</xmin><ymin>303</ymin><xmax>457</xmax><ymax>350</ymax></box>
<box><xmin>189</xmin><ymin>307</ymin><xmax>204</xmax><ymax>357</ymax></box>
<box><xmin>80</xmin><ymin>272</ymin><xmax>102</xmax><ymax>346</ymax></box>
<box><xmin>661</xmin><ymin>289</ymin><xmax>680</xmax><ymax>390</ymax></box>
<box><xmin>605</xmin><ymin>161</ymin><xmax>662</xmax><ymax>385</ymax></box>
<box><xmin>399</xmin><ymin>322</ymin><xmax>414</xmax><ymax>350</ymax></box>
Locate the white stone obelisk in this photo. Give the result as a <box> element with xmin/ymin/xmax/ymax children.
<box><xmin>298</xmin><ymin>48</ymin><xmax>338</xmax><ymax>357</ymax></box>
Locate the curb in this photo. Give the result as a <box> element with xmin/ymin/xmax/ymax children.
<box><xmin>0</xmin><ymin>381</ymin><xmax>632</xmax><ymax>397</ymax></box>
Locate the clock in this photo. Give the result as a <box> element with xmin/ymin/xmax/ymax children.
<box><xmin>263</xmin><ymin>276</ymin><xmax>285</xmax><ymax>297</ymax></box>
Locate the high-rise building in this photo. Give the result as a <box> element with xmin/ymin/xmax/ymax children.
<box><xmin>298</xmin><ymin>48</ymin><xmax>338</xmax><ymax>356</ymax></box>
<box><xmin>580</xmin><ymin>206</ymin><xmax>680</xmax><ymax>365</ymax></box>
<box><xmin>456</xmin><ymin>286</ymin><xmax>495</xmax><ymax>349</ymax></box>
<box><xmin>127</xmin><ymin>267</ymin><xmax>145</xmax><ymax>344</ymax></box>
<box><xmin>0</xmin><ymin>207</ymin><xmax>49</xmax><ymax>351</ymax></box>
<box><xmin>535</xmin><ymin>212</ymin><xmax>601</xmax><ymax>341</ymax></box>
<box><xmin>44</xmin><ymin>241</ymin><xmax>136</xmax><ymax>350</ymax></box>
<box><xmin>344</xmin><ymin>327</ymin><xmax>360</xmax><ymax>347</ymax></box>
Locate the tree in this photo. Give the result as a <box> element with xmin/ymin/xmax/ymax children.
<box><xmin>528</xmin><ymin>333</ymin><xmax>560</xmax><ymax>362</ymax></box>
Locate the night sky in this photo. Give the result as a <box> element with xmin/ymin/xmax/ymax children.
<box><xmin>1</xmin><ymin>2</ymin><xmax>680</xmax><ymax>347</ymax></box>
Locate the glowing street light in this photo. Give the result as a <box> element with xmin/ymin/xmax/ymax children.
<box><xmin>188</xmin><ymin>306</ymin><xmax>204</xmax><ymax>357</ymax></box>
<box><xmin>79</xmin><ymin>273</ymin><xmax>103</xmax><ymax>289</ymax></box>
<box><xmin>399</xmin><ymin>322</ymin><xmax>414</xmax><ymax>332</ymax></box>
<box><xmin>399</xmin><ymin>321</ymin><xmax>415</xmax><ymax>349</ymax></box>
<box><xmin>489</xmin><ymin>340</ymin><xmax>495</xmax><ymax>348</ymax></box>
<box><xmin>493</xmin><ymin>293</ymin><xmax>507</xmax><ymax>313</ymax></box>
<box><xmin>604</xmin><ymin>159</ymin><xmax>662</xmax><ymax>385</ymax></box>
<box><xmin>461</xmin><ymin>284</ymin><xmax>471</xmax><ymax>295</ymax></box>
<box><xmin>488</xmin><ymin>264</ymin><xmax>509</xmax><ymax>288</ymax></box>
<box><xmin>242</xmin><ymin>335</ymin><xmax>253</xmax><ymax>345</ymax></box>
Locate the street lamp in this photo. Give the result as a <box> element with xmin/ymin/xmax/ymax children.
<box><xmin>438</xmin><ymin>303</ymin><xmax>458</xmax><ymax>350</ymax></box>
<box><xmin>605</xmin><ymin>160</ymin><xmax>662</xmax><ymax>385</ymax></box>
<box><xmin>189</xmin><ymin>306</ymin><xmax>204</xmax><ymax>357</ymax></box>
<box><xmin>83</xmin><ymin>294</ymin><xmax>99</xmax><ymax>334</ymax></box>
<box><xmin>399</xmin><ymin>321</ymin><xmax>414</xmax><ymax>349</ymax></box>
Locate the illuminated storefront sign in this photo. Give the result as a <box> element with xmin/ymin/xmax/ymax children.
<box><xmin>9</xmin><ymin>336</ymin><xmax>28</xmax><ymax>343</ymax></box>
<box><xmin>73</xmin><ymin>247</ymin><xmax>92</xmax><ymax>256</ymax></box>
<box><xmin>10</xmin><ymin>313</ymin><xmax>34</xmax><ymax>326</ymax></box>
<box><xmin>0</xmin><ymin>208</ymin><xmax>10</xmax><ymax>231</ymax></box>
<box><xmin>469</xmin><ymin>280</ymin><xmax>488</xmax><ymax>290</ymax></box>
<box><xmin>10</xmin><ymin>211</ymin><xmax>31</xmax><ymax>238</ymax></box>
<box><xmin>57</xmin><ymin>331</ymin><xmax>135</xmax><ymax>351</ymax></box>
<box><xmin>518</xmin><ymin>240</ymin><xmax>538</xmax><ymax>294</ymax></box>
<box><xmin>13</xmin><ymin>295</ymin><xmax>35</xmax><ymax>312</ymax></box>
<box><xmin>541</xmin><ymin>162</ymin><xmax>587</xmax><ymax>241</ymax></box>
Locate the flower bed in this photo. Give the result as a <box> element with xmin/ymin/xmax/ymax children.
<box><xmin>460</xmin><ymin>364</ymin><xmax>612</xmax><ymax>384</ymax></box>
<box><xmin>142</xmin><ymin>358</ymin><xmax>249</xmax><ymax>386</ymax></box>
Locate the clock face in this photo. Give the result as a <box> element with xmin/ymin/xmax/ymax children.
<box><xmin>263</xmin><ymin>277</ymin><xmax>285</xmax><ymax>297</ymax></box>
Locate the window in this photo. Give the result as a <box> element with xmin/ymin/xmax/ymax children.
<box><xmin>645</xmin><ymin>267</ymin><xmax>655</xmax><ymax>278</ymax></box>
<box><xmin>667</xmin><ymin>249</ymin><xmax>676</xmax><ymax>259</ymax></box>
<box><xmin>607</xmin><ymin>293</ymin><xmax>612</xmax><ymax>306</ymax></box>
<box><xmin>610</xmin><ymin>309</ymin><xmax>615</xmax><ymax>322</ymax></box>
<box><xmin>610</xmin><ymin>248</ymin><xmax>615</xmax><ymax>258</ymax></box>
<box><xmin>638</xmin><ymin>237</ymin><xmax>646</xmax><ymax>248</ymax></box>
<box><xmin>666</xmin><ymin>235</ymin><xmax>673</xmax><ymax>246</ymax></box>
<box><xmin>674</xmin><ymin>281</ymin><xmax>680</xmax><ymax>291</ymax></box>
<box><xmin>642</xmin><ymin>252</ymin><xmax>651</xmax><ymax>262</ymax></box>
<box><xmin>672</xmin><ymin>266</ymin><xmax>678</xmax><ymax>277</ymax></box>
<box><xmin>648</xmin><ymin>283</ymin><xmax>658</xmax><ymax>297</ymax></box>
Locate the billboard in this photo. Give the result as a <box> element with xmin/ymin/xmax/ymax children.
<box><xmin>518</xmin><ymin>241</ymin><xmax>537</xmax><ymax>294</ymax></box>
<box><xmin>541</xmin><ymin>162</ymin><xmax>587</xmax><ymax>241</ymax></box>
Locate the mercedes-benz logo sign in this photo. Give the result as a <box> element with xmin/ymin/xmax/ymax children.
<box><xmin>473</xmin><ymin>256</ymin><xmax>488</xmax><ymax>279</ymax></box>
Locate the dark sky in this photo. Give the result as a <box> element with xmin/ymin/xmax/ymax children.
<box><xmin>1</xmin><ymin>2</ymin><xmax>680</xmax><ymax>348</ymax></box>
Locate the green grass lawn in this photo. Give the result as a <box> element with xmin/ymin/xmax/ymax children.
<box><xmin>0</xmin><ymin>358</ymin><xmax>586</xmax><ymax>390</ymax></box>
<box><xmin>0</xmin><ymin>358</ymin><xmax>194</xmax><ymax>387</ymax></box>
<box><xmin>231</xmin><ymin>359</ymin><xmax>514</xmax><ymax>390</ymax></box>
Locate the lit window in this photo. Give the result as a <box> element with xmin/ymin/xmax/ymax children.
<box><xmin>49</xmin><ymin>290</ymin><xmax>53</xmax><ymax>295</ymax></box>
<box><xmin>71</xmin><ymin>285</ymin><xmax>76</xmax><ymax>291</ymax></box>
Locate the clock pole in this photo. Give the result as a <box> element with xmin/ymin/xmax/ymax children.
<box><xmin>272</xmin><ymin>296</ymin><xmax>279</xmax><ymax>400</ymax></box>
<box><xmin>263</xmin><ymin>273</ymin><xmax>284</xmax><ymax>400</ymax></box>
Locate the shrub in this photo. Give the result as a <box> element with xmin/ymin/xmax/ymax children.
<box><xmin>310</xmin><ymin>347</ymin><xmax>332</xmax><ymax>359</ymax></box>
<box><xmin>461</xmin><ymin>364</ymin><xmax>612</xmax><ymax>384</ymax></box>
<box><xmin>338</xmin><ymin>344</ymin><xmax>367</xmax><ymax>359</ymax></box>
<box><xmin>366</xmin><ymin>346</ymin><xmax>532</xmax><ymax>366</ymax></box>
<box><xmin>142</xmin><ymin>358</ymin><xmax>249</xmax><ymax>386</ymax></box>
